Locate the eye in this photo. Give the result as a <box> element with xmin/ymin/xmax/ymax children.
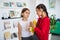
<box><xmin>26</xmin><ymin>12</ymin><xmax>30</xmax><ymax>14</ymax></box>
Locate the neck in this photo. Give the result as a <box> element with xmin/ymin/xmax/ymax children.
<box><xmin>22</xmin><ymin>17</ymin><xmax>28</xmax><ymax>21</ymax></box>
<box><xmin>42</xmin><ymin>13</ymin><xmax>47</xmax><ymax>19</ymax></box>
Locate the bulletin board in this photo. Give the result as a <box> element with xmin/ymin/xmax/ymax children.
<box><xmin>0</xmin><ymin>0</ymin><xmax>30</xmax><ymax>40</ymax></box>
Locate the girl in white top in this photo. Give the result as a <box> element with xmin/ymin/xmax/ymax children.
<box><xmin>18</xmin><ymin>8</ymin><xmax>32</xmax><ymax>40</ymax></box>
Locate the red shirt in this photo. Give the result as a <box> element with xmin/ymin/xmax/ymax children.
<box><xmin>34</xmin><ymin>16</ymin><xmax>50</xmax><ymax>40</ymax></box>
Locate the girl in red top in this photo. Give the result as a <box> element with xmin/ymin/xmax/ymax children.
<box><xmin>30</xmin><ymin>4</ymin><xmax>50</xmax><ymax>40</ymax></box>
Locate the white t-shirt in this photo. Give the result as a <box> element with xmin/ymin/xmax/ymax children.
<box><xmin>19</xmin><ymin>18</ymin><xmax>32</xmax><ymax>37</ymax></box>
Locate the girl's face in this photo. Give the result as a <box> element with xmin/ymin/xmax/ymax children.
<box><xmin>22</xmin><ymin>10</ymin><xmax>30</xmax><ymax>18</ymax></box>
<box><xmin>36</xmin><ymin>8</ymin><xmax>43</xmax><ymax>17</ymax></box>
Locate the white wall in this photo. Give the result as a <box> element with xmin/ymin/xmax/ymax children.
<box><xmin>0</xmin><ymin>0</ymin><xmax>60</xmax><ymax>40</ymax></box>
<box><xmin>0</xmin><ymin>0</ymin><xmax>31</xmax><ymax>40</ymax></box>
<box><xmin>35</xmin><ymin>0</ymin><xmax>60</xmax><ymax>18</ymax></box>
<box><xmin>28</xmin><ymin>0</ymin><xmax>60</xmax><ymax>19</ymax></box>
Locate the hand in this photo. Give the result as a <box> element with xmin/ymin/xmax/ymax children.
<box><xmin>26</xmin><ymin>26</ymin><xmax>30</xmax><ymax>31</ymax></box>
<box><xmin>25</xmin><ymin>23</ymin><xmax>30</xmax><ymax>32</ymax></box>
<box><xmin>30</xmin><ymin>21</ymin><xmax>36</xmax><ymax>28</ymax></box>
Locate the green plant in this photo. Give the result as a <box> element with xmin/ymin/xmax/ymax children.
<box><xmin>50</xmin><ymin>14</ymin><xmax>56</xmax><ymax>31</ymax></box>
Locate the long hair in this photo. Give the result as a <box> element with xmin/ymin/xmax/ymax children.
<box><xmin>36</xmin><ymin>4</ymin><xmax>49</xmax><ymax>17</ymax></box>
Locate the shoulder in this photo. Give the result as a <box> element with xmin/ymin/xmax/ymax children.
<box><xmin>18</xmin><ymin>18</ymin><xmax>23</xmax><ymax>24</ymax></box>
<box><xmin>44</xmin><ymin>17</ymin><xmax>50</xmax><ymax>22</ymax></box>
<box><xmin>18</xmin><ymin>18</ymin><xmax>22</xmax><ymax>22</ymax></box>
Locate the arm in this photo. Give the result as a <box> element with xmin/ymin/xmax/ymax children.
<box><xmin>18</xmin><ymin>22</ymin><xmax>22</xmax><ymax>40</ymax></box>
<box><xmin>34</xmin><ymin>19</ymin><xmax>50</xmax><ymax>38</ymax></box>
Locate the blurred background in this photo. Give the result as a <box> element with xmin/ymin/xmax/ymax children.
<box><xmin>0</xmin><ymin>0</ymin><xmax>60</xmax><ymax>40</ymax></box>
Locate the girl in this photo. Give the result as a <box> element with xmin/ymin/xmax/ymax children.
<box><xmin>18</xmin><ymin>8</ymin><xmax>32</xmax><ymax>40</ymax></box>
<box><xmin>30</xmin><ymin>4</ymin><xmax>50</xmax><ymax>40</ymax></box>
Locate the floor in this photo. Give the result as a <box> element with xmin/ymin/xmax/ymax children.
<box><xmin>51</xmin><ymin>35</ymin><xmax>60</xmax><ymax>40</ymax></box>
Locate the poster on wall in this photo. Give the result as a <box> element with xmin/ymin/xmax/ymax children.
<box><xmin>4</xmin><ymin>21</ymin><xmax>11</xmax><ymax>30</ymax></box>
<box><xmin>3</xmin><ymin>2</ymin><xmax>10</xmax><ymax>7</ymax></box>
<box><xmin>49</xmin><ymin>0</ymin><xmax>56</xmax><ymax>9</ymax></box>
<box><xmin>13</xmin><ymin>21</ymin><xmax>18</xmax><ymax>28</ymax></box>
<box><xmin>9</xmin><ymin>10</ymin><xmax>15</xmax><ymax>18</ymax></box>
<box><xmin>4</xmin><ymin>32</ymin><xmax>11</xmax><ymax>40</ymax></box>
<box><xmin>16</xmin><ymin>2</ymin><xmax>26</xmax><ymax>7</ymax></box>
<box><xmin>9</xmin><ymin>10</ymin><xmax>20</xmax><ymax>18</ymax></box>
<box><xmin>4</xmin><ymin>32</ymin><xmax>18</xmax><ymax>40</ymax></box>
<box><xmin>2</xmin><ymin>2</ymin><xmax>26</xmax><ymax>8</ymax></box>
<box><xmin>1</xmin><ymin>9</ymin><xmax>20</xmax><ymax>19</ymax></box>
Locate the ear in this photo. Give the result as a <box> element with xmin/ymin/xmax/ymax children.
<box><xmin>21</xmin><ymin>13</ymin><xmax>24</xmax><ymax>16</ymax></box>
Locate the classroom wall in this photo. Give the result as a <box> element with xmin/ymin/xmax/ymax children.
<box><xmin>35</xmin><ymin>0</ymin><xmax>60</xmax><ymax>18</ymax></box>
<box><xmin>0</xmin><ymin>0</ymin><xmax>31</xmax><ymax>40</ymax></box>
<box><xmin>0</xmin><ymin>0</ymin><xmax>60</xmax><ymax>40</ymax></box>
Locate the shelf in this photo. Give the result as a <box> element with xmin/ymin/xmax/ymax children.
<box><xmin>2</xmin><ymin>17</ymin><xmax>21</xmax><ymax>20</ymax></box>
